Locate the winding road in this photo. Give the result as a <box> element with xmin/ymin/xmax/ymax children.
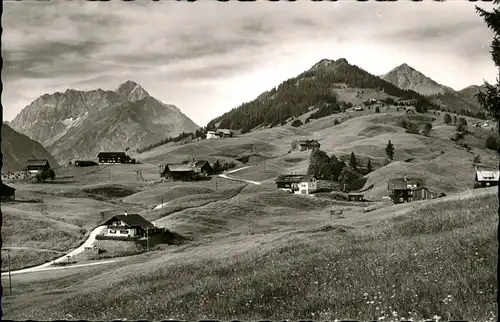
<box><xmin>1</xmin><ymin>225</ymin><xmax>116</xmax><ymax>276</ymax></box>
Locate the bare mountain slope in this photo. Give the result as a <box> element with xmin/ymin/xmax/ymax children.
<box><xmin>1</xmin><ymin>123</ymin><xmax>59</xmax><ymax>173</ymax></box>
<box><xmin>379</xmin><ymin>63</ymin><xmax>452</xmax><ymax>96</ymax></box>
<box><xmin>10</xmin><ymin>81</ymin><xmax>199</xmax><ymax>164</ymax></box>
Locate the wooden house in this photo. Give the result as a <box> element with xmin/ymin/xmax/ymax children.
<box><xmin>101</xmin><ymin>212</ymin><xmax>159</xmax><ymax>238</ymax></box>
<box><xmin>298</xmin><ymin>139</ymin><xmax>321</xmax><ymax>151</ymax></box>
<box><xmin>474</xmin><ymin>166</ymin><xmax>499</xmax><ymax>189</ymax></box>
<box><xmin>25</xmin><ymin>159</ymin><xmax>50</xmax><ymax>173</ymax></box>
<box><xmin>275</xmin><ymin>174</ymin><xmax>318</xmax><ymax>195</ymax></box>
<box><xmin>1</xmin><ymin>183</ymin><xmax>15</xmax><ymax>201</ymax></box>
<box><xmin>217</xmin><ymin>129</ymin><xmax>233</xmax><ymax>138</ymax></box>
<box><xmin>347</xmin><ymin>193</ymin><xmax>364</xmax><ymax>202</ymax></box>
<box><xmin>193</xmin><ymin>160</ymin><xmax>214</xmax><ymax>175</ymax></box>
<box><xmin>387</xmin><ymin>175</ymin><xmax>426</xmax><ymax>203</ymax></box>
<box><xmin>161</xmin><ymin>164</ymin><xmax>198</xmax><ymax>181</ymax></box>
<box><xmin>97</xmin><ymin>152</ymin><xmax>130</xmax><ymax>164</ymax></box>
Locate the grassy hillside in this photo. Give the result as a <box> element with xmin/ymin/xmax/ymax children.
<box><xmin>1</xmin><ymin>123</ymin><xmax>60</xmax><ymax>173</ymax></box>
<box><xmin>207</xmin><ymin>58</ymin><xmax>436</xmax><ymax>133</ymax></box>
<box><xmin>3</xmin><ymin>188</ymin><xmax>497</xmax><ymax>320</ymax></box>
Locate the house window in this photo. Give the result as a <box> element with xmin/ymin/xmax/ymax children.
<box><xmin>120</xmin><ymin>230</ymin><xmax>129</xmax><ymax>234</ymax></box>
<box><xmin>110</xmin><ymin>230</ymin><xmax>116</xmax><ymax>234</ymax></box>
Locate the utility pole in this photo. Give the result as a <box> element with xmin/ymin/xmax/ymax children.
<box><xmin>7</xmin><ymin>249</ymin><xmax>12</xmax><ymax>295</ymax></box>
<box><xmin>146</xmin><ymin>227</ymin><xmax>149</xmax><ymax>252</ymax></box>
<box><xmin>161</xmin><ymin>196</ymin><xmax>164</xmax><ymax>209</ymax></box>
<box><xmin>215</xmin><ymin>177</ymin><xmax>218</xmax><ymax>192</ymax></box>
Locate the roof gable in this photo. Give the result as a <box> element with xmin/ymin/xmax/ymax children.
<box><xmin>165</xmin><ymin>164</ymin><xmax>195</xmax><ymax>172</ymax></box>
<box><xmin>476</xmin><ymin>169</ymin><xmax>499</xmax><ymax>181</ymax></box>
<box><xmin>26</xmin><ymin>159</ymin><xmax>49</xmax><ymax>167</ymax></box>
<box><xmin>103</xmin><ymin>214</ymin><xmax>156</xmax><ymax>229</ymax></box>
<box><xmin>275</xmin><ymin>174</ymin><xmax>316</xmax><ymax>183</ymax></box>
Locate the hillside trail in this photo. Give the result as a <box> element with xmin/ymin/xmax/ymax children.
<box><xmin>1</xmin><ymin>226</ymin><xmax>112</xmax><ymax>276</ymax></box>
<box><xmin>218</xmin><ymin>166</ymin><xmax>261</xmax><ymax>185</ymax></box>
<box><xmin>332</xmin><ymin>186</ymin><xmax>497</xmax><ymax>228</ymax></box>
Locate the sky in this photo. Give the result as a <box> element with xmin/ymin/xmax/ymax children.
<box><xmin>2</xmin><ymin>1</ymin><xmax>498</xmax><ymax>127</ymax></box>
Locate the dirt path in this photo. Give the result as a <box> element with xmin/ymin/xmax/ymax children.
<box><xmin>2</xmin><ymin>226</ymin><xmax>107</xmax><ymax>276</ymax></box>
<box><xmin>218</xmin><ymin>173</ymin><xmax>261</xmax><ymax>185</ymax></box>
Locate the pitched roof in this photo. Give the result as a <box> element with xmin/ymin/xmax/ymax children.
<box><xmin>194</xmin><ymin>160</ymin><xmax>211</xmax><ymax>168</ymax></box>
<box><xmin>26</xmin><ymin>159</ymin><xmax>49</xmax><ymax>167</ymax></box>
<box><xmin>103</xmin><ymin>213</ymin><xmax>156</xmax><ymax>230</ymax></box>
<box><xmin>217</xmin><ymin>129</ymin><xmax>232</xmax><ymax>135</ymax></box>
<box><xmin>298</xmin><ymin>139</ymin><xmax>320</xmax><ymax>146</ymax></box>
<box><xmin>275</xmin><ymin>174</ymin><xmax>316</xmax><ymax>183</ymax></box>
<box><xmin>387</xmin><ymin>177</ymin><xmax>422</xmax><ymax>190</ymax></box>
<box><xmin>165</xmin><ymin>164</ymin><xmax>195</xmax><ymax>172</ymax></box>
<box><xmin>475</xmin><ymin>168</ymin><xmax>499</xmax><ymax>181</ymax></box>
<box><xmin>97</xmin><ymin>152</ymin><xmax>127</xmax><ymax>157</ymax></box>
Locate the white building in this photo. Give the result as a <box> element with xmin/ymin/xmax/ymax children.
<box><xmin>101</xmin><ymin>212</ymin><xmax>158</xmax><ymax>238</ymax></box>
<box><xmin>275</xmin><ymin>174</ymin><xmax>318</xmax><ymax>195</ymax></box>
<box><xmin>206</xmin><ymin>131</ymin><xmax>220</xmax><ymax>139</ymax></box>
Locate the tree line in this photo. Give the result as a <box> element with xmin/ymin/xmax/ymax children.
<box><xmin>207</xmin><ymin>61</ymin><xmax>439</xmax><ymax>133</ymax></box>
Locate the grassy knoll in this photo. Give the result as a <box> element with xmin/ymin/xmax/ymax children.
<box><xmin>2</xmin><ymin>190</ymin><xmax>496</xmax><ymax>321</ymax></box>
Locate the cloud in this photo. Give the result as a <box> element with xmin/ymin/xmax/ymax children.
<box><xmin>2</xmin><ymin>1</ymin><xmax>498</xmax><ymax>126</ymax></box>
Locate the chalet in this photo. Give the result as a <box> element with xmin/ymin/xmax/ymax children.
<box><xmin>347</xmin><ymin>193</ymin><xmax>364</xmax><ymax>202</ymax></box>
<box><xmin>1</xmin><ymin>183</ymin><xmax>15</xmax><ymax>201</ymax></box>
<box><xmin>298</xmin><ymin>139</ymin><xmax>321</xmax><ymax>151</ymax></box>
<box><xmin>25</xmin><ymin>159</ymin><xmax>50</xmax><ymax>173</ymax></box>
<box><xmin>206</xmin><ymin>131</ymin><xmax>221</xmax><ymax>139</ymax></box>
<box><xmin>275</xmin><ymin>174</ymin><xmax>318</xmax><ymax>195</ymax></box>
<box><xmin>97</xmin><ymin>152</ymin><xmax>129</xmax><ymax>164</ymax></box>
<box><xmin>161</xmin><ymin>164</ymin><xmax>198</xmax><ymax>181</ymax></box>
<box><xmin>474</xmin><ymin>166</ymin><xmax>499</xmax><ymax>189</ymax></box>
<box><xmin>217</xmin><ymin>129</ymin><xmax>234</xmax><ymax>138</ymax></box>
<box><xmin>101</xmin><ymin>212</ymin><xmax>159</xmax><ymax>238</ymax></box>
<box><xmin>387</xmin><ymin>175</ymin><xmax>426</xmax><ymax>203</ymax></box>
<box><xmin>192</xmin><ymin>160</ymin><xmax>214</xmax><ymax>175</ymax></box>
<box><xmin>74</xmin><ymin>160</ymin><xmax>98</xmax><ymax>167</ymax></box>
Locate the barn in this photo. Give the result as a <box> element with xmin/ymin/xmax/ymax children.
<box><xmin>25</xmin><ymin>159</ymin><xmax>50</xmax><ymax>173</ymax></box>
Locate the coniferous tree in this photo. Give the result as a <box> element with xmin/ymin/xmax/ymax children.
<box><xmin>349</xmin><ymin>151</ymin><xmax>358</xmax><ymax>170</ymax></box>
<box><xmin>476</xmin><ymin>0</ymin><xmax>500</xmax><ymax>231</ymax></box>
<box><xmin>444</xmin><ymin>113</ymin><xmax>452</xmax><ymax>125</ymax></box>
<box><xmin>385</xmin><ymin>140</ymin><xmax>395</xmax><ymax>160</ymax></box>
<box><xmin>367</xmin><ymin>159</ymin><xmax>373</xmax><ymax>173</ymax></box>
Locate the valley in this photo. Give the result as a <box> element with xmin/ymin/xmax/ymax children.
<box><xmin>1</xmin><ymin>40</ymin><xmax>498</xmax><ymax>320</ymax></box>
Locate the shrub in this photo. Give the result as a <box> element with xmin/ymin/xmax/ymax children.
<box><xmin>375</xmin><ymin>106</ymin><xmax>380</xmax><ymax>113</ymax></box>
<box><xmin>485</xmin><ymin>135</ymin><xmax>498</xmax><ymax>151</ymax></box>
<box><xmin>334</xmin><ymin>119</ymin><xmax>340</xmax><ymax>125</ymax></box>
<box><xmin>291</xmin><ymin>119</ymin><xmax>303</xmax><ymax>127</ymax></box>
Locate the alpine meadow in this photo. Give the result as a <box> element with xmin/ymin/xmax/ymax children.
<box><xmin>1</xmin><ymin>1</ymin><xmax>499</xmax><ymax>321</ymax></box>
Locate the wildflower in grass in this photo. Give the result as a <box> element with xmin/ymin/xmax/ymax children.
<box><xmin>432</xmin><ymin>315</ymin><xmax>441</xmax><ymax>321</ymax></box>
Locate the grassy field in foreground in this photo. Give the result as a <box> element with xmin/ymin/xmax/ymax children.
<box><xmin>2</xmin><ymin>193</ymin><xmax>497</xmax><ymax>321</ymax></box>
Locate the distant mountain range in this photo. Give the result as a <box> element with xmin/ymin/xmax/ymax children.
<box><xmin>9</xmin><ymin>81</ymin><xmax>199</xmax><ymax>164</ymax></box>
<box><xmin>207</xmin><ymin>59</ymin><xmax>487</xmax><ymax>132</ymax></box>
<box><xmin>380</xmin><ymin>64</ymin><xmax>484</xmax><ymax>114</ymax></box>
<box><xmin>1</xmin><ymin>123</ymin><xmax>59</xmax><ymax>173</ymax></box>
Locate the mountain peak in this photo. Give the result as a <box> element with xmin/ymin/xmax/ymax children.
<box><xmin>380</xmin><ymin>64</ymin><xmax>448</xmax><ymax>96</ymax></box>
<box><xmin>115</xmin><ymin>80</ymin><xmax>150</xmax><ymax>102</ymax></box>
<box><xmin>336</xmin><ymin>58</ymin><xmax>349</xmax><ymax>65</ymax></box>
